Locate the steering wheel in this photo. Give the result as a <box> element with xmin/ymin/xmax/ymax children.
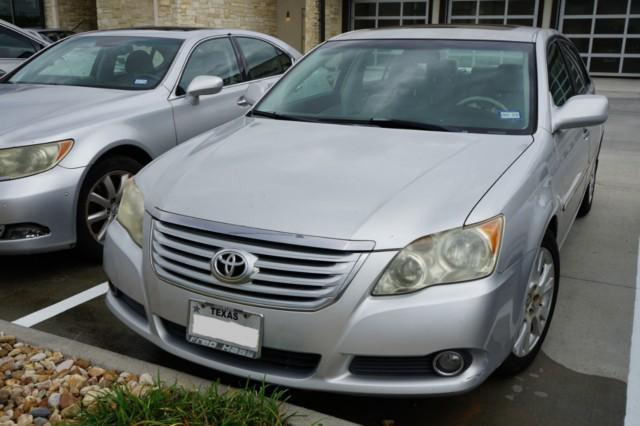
<box><xmin>456</xmin><ymin>96</ymin><xmax>509</xmax><ymax>113</ymax></box>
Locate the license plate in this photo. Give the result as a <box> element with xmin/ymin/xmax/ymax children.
<box><xmin>186</xmin><ymin>300</ymin><xmax>263</xmax><ymax>359</ymax></box>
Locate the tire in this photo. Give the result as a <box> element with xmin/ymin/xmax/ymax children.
<box><xmin>577</xmin><ymin>159</ymin><xmax>598</xmax><ymax>218</ymax></box>
<box><xmin>76</xmin><ymin>156</ymin><xmax>143</xmax><ymax>260</ymax></box>
<box><xmin>497</xmin><ymin>230</ymin><xmax>560</xmax><ymax>376</ymax></box>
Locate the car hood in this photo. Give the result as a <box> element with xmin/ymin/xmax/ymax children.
<box><xmin>0</xmin><ymin>84</ymin><xmax>149</xmax><ymax>148</ymax></box>
<box><xmin>141</xmin><ymin>118</ymin><xmax>532</xmax><ymax>249</ymax></box>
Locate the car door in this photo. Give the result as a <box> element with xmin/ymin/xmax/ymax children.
<box><xmin>547</xmin><ymin>40</ymin><xmax>590</xmax><ymax>241</ymax></box>
<box><xmin>0</xmin><ymin>25</ymin><xmax>39</xmax><ymax>75</ymax></box>
<box><xmin>170</xmin><ymin>36</ymin><xmax>248</xmax><ymax>143</ymax></box>
<box><xmin>233</xmin><ymin>36</ymin><xmax>293</xmax><ymax>105</ymax></box>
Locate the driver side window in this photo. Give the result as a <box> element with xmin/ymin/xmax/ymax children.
<box><xmin>547</xmin><ymin>42</ymin><xmax>575</xmax><ymax>106</ymax></box>
<box><xmin>177</xmin><ymin>37</ymin><xmax>241</xmax><ymax>96</ymax></box>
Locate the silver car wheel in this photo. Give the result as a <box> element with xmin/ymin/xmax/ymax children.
<box><xmin>85</xmin><ymin>170</ymin><xmax>131</xmax><ymax>243</ymax></box>
<box><xmin>512</xmin><ymin>247</ymin><xmax>555</xmax><ymax>358</ymax></box>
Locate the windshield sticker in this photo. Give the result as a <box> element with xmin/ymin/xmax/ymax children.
<box><xmin>500</xmin><ymin>111</ymin><xmax>521</xmax><ymax>120</ymax></box>
<box><xmin>134</xmin><ymin>79</ymin><xmax>148</xmax><ymax>85</ymax></box>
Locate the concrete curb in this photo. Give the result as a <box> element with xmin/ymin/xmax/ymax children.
<box><xmin>0</xmin><ymin>319</ymin><xmax>358</xmax><ymax>426</ymax></box>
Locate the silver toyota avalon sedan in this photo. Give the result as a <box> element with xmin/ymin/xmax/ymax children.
<box><xmin>0</xmin><ymin>28</ymin><xmax>300</xmax><ymax>257</ymax></box>
<box><xmin>104</xmin><ymin>26</ymin><xmax>608</xmax><ymax>395</ymax></box>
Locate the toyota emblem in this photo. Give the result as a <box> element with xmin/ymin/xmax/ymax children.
<box><xmin>211</xmin><ymin>249</ymin><xmax>257</xmax><ymax>284</ymax></box>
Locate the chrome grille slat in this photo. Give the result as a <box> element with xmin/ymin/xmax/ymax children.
<box><xmin>151</xmin><ymin>216</ymin><xmax>370</xmax><ymax>310</ymax></box>
<box><xmin>155</xmin><ymin>221</ymin><xmax>360</xmax><ymax>263</ymax></box>
<box><xmin>254</xmin><ymin>259</ymin><xmax>352</xmax><ymax>275</ymax></box>
<box><xmin>155</xmin><ymin>265</ymin><xmax>329</xmax><ymax>310</ymax></box>
<box><xmin>153</xmin><ymin>254</ymin><xmax>337</xmax><ymax>298</ymax></box>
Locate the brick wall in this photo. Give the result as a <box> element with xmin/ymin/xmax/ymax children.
<box><xmin>95</xmin><ymin>0</ymin><xmax>277</xmax><ymax>34</ymax></box>
<box><xmin>96</xmin><ymin>0</ymin><xmax>154</xmax><ymax>29</ymax></box>
<box><xmin>44</xmin><ymin>0</ymin><xmax>98</xmax><ymax>31</ymax></box>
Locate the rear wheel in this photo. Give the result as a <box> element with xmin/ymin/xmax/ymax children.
<box><xmin>497</xmin><ymin>230</ymin><xmax>559</xmax><ymax>375</ymax></box>
<box><xmin>76</xmin><ymin>156</ymin><xmax>142</xmax><ymax>260</ymax></box>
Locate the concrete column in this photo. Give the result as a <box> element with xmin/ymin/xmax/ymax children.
<box><xmin>153</xmin><ymin>0</ymin><xmax>159</xmax><ymax>26</ymax></box>
<box><xmin>432</xmin><ymin>0</ymin><xmax>441</xmax><ymax>24</ymax></box>
<box><xmin>541</xmin><ymin>0</ymin><xmax>553</xmax><ymax>28</ymax></box>
<box><xmin>304</xmin><ymin>0</ymin><xmax>321</xmax><ymax>52</ymax></box>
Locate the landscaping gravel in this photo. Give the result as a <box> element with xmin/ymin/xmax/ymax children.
<box><xmin>0</xmin><ymin>333</ymin><xmax>153</xmax><ymax>425</ymax></box>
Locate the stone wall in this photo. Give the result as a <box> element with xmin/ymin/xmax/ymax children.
<box><xmin>96</xmin><ymin>0</ymin><xmax>154</xmax><ymax>29</ymax></box>
<box><xmin>158</xmin><ymin>0</ymin><xmax>277</xmax><ymax>35</ymax></box>
<box><xmin>95</xmin><ymin>0</ymin><xmax>277</xmax><ymax>34</ymax></box>
<box><xmin>44</xmin><ymin>0</ymin><xmax>98</xmax><ymax>31</ymax></box>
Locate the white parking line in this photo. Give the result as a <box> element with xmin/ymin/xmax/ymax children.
<box><xmin>625</xmin><ymin>238</ymin><xmax>640</xmax><ymax>425</ymax></box>
<box><xmin>12</xmin><ymin>282</ymin><xmax>109</xmax><ymax>328</ymax></box>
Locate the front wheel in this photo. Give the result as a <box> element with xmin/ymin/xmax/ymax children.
<box><xmin>497</xmin><ymin>230</ymin><xmax>560</xmax><ymax>375</ymax></box>
<box><xmin>76</xmin><ymin>156</ymin><xmax>143</xmax><ymax>260</ymax></box>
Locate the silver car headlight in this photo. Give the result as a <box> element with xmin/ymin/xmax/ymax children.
<box><xmin>117</xmin><ymin>179</ymin><xmax>145</xmax><ymax>247</ymax></box>
<box><xmin>373</xmin><ymin>216</ymin><xmax>504</xmax><ymax>296</ymax></box>
<box><xmin>0</xmin><ymin>139</ymin><xmax>74</xmax><ymax>181</ymax></box>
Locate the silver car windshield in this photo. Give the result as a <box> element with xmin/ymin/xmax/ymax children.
<box><xmin>7</xmin><ymin>36</ymin><xmax>183</xmax><ymax>90</ymax></box>
<box><xmin>255</xmin><ymin>39</ymin><xmax>537</xmax><ymax>134</ymax></box>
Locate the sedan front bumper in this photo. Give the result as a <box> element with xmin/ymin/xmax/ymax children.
<box><xmin>105</xmin><ymin>217</ymin><xmax>529</xmax><ymax>395</ymax></box>
<box><xmin>0</xmin><ymin>165</ymin><xmax>84</xmax><ymax>255</ymax></box>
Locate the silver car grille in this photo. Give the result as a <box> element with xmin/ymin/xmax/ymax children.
<box><xmin>150</xmin><ymin>212</ymin><xmax>372</xmax><ymax>311</ymax></box>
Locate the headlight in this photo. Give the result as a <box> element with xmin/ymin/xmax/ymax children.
<box><xmin>117</xmin><ymin>179</ymin><xmax>144</xmax><ymax>246</ymax></box>
<box><xmin>0</xmin><ymin>139</ymin><xmax>74</xmax><ymax>181</ymax></box>
<box><xmin>373</xmin><ymin>216</ymin><xmax>503</xmax><ymax>296</ymax></box>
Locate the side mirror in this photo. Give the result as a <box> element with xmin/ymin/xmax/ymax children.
<box><xmin>243</xmin><ymin>82</ymin><xmax>269</xmax><ymax>107</ymax></box>
<box><xmin>552</xmin><ymin>94</ymin><xmax>608</xmax><ymax>133</ymax></box>
<box><xmin>186</xmin><ymin>75</ymin><xmax>223</xmax><ymax>105</ymax></box>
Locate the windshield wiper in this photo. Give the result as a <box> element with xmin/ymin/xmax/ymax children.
<box><xmin>249</xmin><ymin>110</ymin><xmax>320</xmax><ymax>123</ymax></box>
<box><xmin>365</xmin><ymin>118</ymin><xmax>456</xmax><ymax>132</ymax></box>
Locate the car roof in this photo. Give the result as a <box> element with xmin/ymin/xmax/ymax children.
<box><xmin>332</xmin><ymin>25</ymin><xmax>542</xmax><ymax>43</ymax></box>
<box><xmin>75</xmin><ymin>28</ymin><xmax>266</xmax><ymax>40</ymax></box>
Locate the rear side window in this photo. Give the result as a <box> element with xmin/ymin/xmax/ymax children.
<box><xmin>235</xmin><ymin>37</ymin><xmax>292</xmax><ymax>80</ymax></box>
<box><xmin>560</xmin><ymin>41</ymin><xmax>590</xmax><ymax>95</ymax></box>
<box><xmin>547</xmin><ymin>42</ymin><xmax>575</xmax><ymax>106</ymax></box>
<box><xmin>0</xmin><ymin>27</ymin><xmax>36</xmax><ymax>59</ymax></box>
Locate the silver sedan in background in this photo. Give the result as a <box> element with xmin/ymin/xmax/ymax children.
<box><xmin>105</xmin><ymin>26</ymin><xmax>608</xmax><ymax>395</ymax></box>
<box><xmin>0</xmin><ymin>19</ymin><xmax>49</xmax><ymax>75</ymax></box>
<box><xmin>0</xmin><ymin>28</ymin><xmax>300</xmax><ymax>257</ymax></box>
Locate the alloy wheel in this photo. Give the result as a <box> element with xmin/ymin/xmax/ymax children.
<box><xmin>85</xmin><ymin>170</ymin><xmax>132</xmax><ymax>243</ymax></box>
<box><xmin>512</xmin><ymin>247</ymin><xmax>555</xmax><ymax>358</ymax></box>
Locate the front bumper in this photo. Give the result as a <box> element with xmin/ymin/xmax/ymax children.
<box><xmin>105</xmin><ymin>217</ymin><xmax>528</xmax><ymax>395</ymax></box>
<box><xmin>0</xmin><ymin>166</ymin><xmax>84</xmax><ymax>255</ymax></box>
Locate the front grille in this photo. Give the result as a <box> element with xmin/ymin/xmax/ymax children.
<box><xmin>350</xmin><ymin>355</ymin><xmax>438</xmax><ymax>377</ymax></box>
<box><xmin>151</xmin><ymin>212</ymin><xmax>371</xmax><ymax>310</ymax></box>
<box><xmin>162</xmin><ymin>319</ymin><xmax>321</xmax><ymax>376</ymax></box>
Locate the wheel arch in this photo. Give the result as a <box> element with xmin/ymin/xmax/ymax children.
<box><xmin>69</xmin><ymin>142</ymin><xmax>154</xmax><ymax>246</ymax></box>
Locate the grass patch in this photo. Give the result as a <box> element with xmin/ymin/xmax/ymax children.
<box><xmin>75</xmin><ymin>381</ymin><xmax>292</xmax><ymax>426</ymax></box>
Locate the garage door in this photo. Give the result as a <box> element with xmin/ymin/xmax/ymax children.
<box><xmin>352</xmin><ymin>0</ymin><xmax>430</xmax><ymax>29</ymax></box>
<box><xmin>447</xmin><ymin>0</ymin><xmax>539</xmax><ymax>26</ymax></box>
<box><xmin>559</xmin><ymin>0</ymin><xmax>640</xmax><ymax>76</ymax></box>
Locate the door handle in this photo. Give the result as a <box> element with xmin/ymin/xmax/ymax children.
<box><xmin>237</xmin><ymin>96</ymin><xmax>250</xmax><ymax>107</ymax></box>
<box><xmin>582</xmin><ymin>128</ymin><xmax>590</xmax><ymax>139</ymax></box>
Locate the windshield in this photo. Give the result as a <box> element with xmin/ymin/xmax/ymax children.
<box><xmin>7</xmin><ymin>35</ymin><xmax>183</xmax><ymax>90</ymax></box>
<box><xmin>255</xmin><ymin>39</ymin><xmax>536</xmax><ymax>134</ymax></box>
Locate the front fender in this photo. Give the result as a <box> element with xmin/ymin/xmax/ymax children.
<box><xmin>465</xmin><ymin>130</ymin><xmax>560</xmax><ymax>336</ymax></box>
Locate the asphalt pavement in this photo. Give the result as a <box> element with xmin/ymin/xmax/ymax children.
<box><xmin>1</xmin><ymin>86</ymin><xmax>639</xmax><ymax>426</ymax></box>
